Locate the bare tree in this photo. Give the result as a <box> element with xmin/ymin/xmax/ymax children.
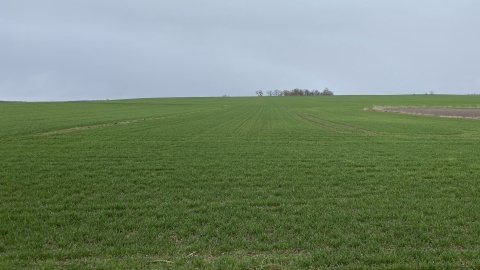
<box><xmin>293</xmin><ymin>88</ymin><xmax>302</xmax><ymax>96</ymax></box>
<box><xmin>258</xmin><ymin>88</ymin><xmax>332</xmax><ymax>96</ymax></box>
<box><xmin>321</xmin><ymin>88</ymin><xmax>333</xmax><ymax>95</ymax></box>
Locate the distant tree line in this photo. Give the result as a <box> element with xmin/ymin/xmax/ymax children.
<box><xmin>256</xmin><ymin>88</ymin><xmax>333</xmax><ymax>97</ymax></box>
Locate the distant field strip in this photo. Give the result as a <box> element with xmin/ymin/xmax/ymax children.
<box><xmin>373</xmin><ymin>106</ymin><xmax>480</xmax><ymax>119</ymax></box>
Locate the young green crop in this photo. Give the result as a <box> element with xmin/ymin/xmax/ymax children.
<box><xmin>1</xmin><ymin>95</ymin><xmax>480</xmax><ymax>269</ymax></box>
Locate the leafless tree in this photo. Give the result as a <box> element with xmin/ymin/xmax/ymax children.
<box><xmin>321</xmin><ymin>88</ymin><xmax>334</xmax><ymax>95</ymax></box>
<box><xmin>258</xmin><ymin>88</ymin><xmax>333</xmax><ymax>96</ymax></box>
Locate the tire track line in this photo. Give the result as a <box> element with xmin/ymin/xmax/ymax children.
<box><xmin>290</xmin><ymin>110</ymin><xmax>376</xmax><ymax>135</ymax></box>
<box><xmin>305</xmin><ymin>113</ymin><xmax>377</xmax><ymax>135</ymax></box>
<box><xmin>291</xmin><ymin>111</ymin><xmax>343</xmax><ymax>133</ymax></box>
<box><xmin>34</xmin><ymin>107</ymin><xmax>224</xmax><ymax>136</ymax></box>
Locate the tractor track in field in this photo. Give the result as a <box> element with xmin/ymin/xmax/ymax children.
<box><xmin>34</xmin><ymin>107</ymin><xmax>224</xmax><ymax>136</ymax></box>
<box><xmin>291</xmin><ymin>111</ymin><xmax>342</xmax><ymax>133</ymax></box>
<box><xmin>291</xmin><ymin>111</ymin><xmax>375</xmax><ymax>135</ymax></box>
<box><xmin>35</xmin><ymin>118</ymin><xmax>153</xmax><ymax>136</ymax></box>
<box><xmin>305</xmin><ymin>113</ymin><xmax>376</xmax><ymax>135</ymax></box>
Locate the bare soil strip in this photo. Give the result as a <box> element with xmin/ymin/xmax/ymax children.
<box><xmin>372</xmin><ymin>107</ymin><xmax>480</xmax><ymax>119</ymax></box>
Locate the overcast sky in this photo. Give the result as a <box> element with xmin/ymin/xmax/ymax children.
<box><xmin>1</xmin><ymin>1</ymin><xmax>480</xmax><ymax>101</ymax></box>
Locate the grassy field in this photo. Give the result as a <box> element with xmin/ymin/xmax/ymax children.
<box><xmin>1</xmin><ymin>95</ymin><xmax>480</xmax><ymax>269</ymax></box>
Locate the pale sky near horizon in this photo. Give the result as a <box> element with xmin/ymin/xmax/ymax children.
<box><xmin>1</xmin><ymin>1</ymin><xmax>480</xmax><ymax>101</ymax></box>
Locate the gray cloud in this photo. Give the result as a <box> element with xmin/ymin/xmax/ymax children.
<box><xmin>1</xmin><ymin>0</ymin><xmax>479</xmax><ymax>101</ymax></box>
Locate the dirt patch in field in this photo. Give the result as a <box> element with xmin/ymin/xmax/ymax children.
<box><xmin>372</xmin><ymin>107</ymin><xmax>480</xmax><ymax>119</ymax></box>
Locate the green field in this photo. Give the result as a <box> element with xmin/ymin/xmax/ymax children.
<box><xmin>1</xmin><ymin>95</ymin><xmax>480</xmax><ymax>269</ymax></box>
